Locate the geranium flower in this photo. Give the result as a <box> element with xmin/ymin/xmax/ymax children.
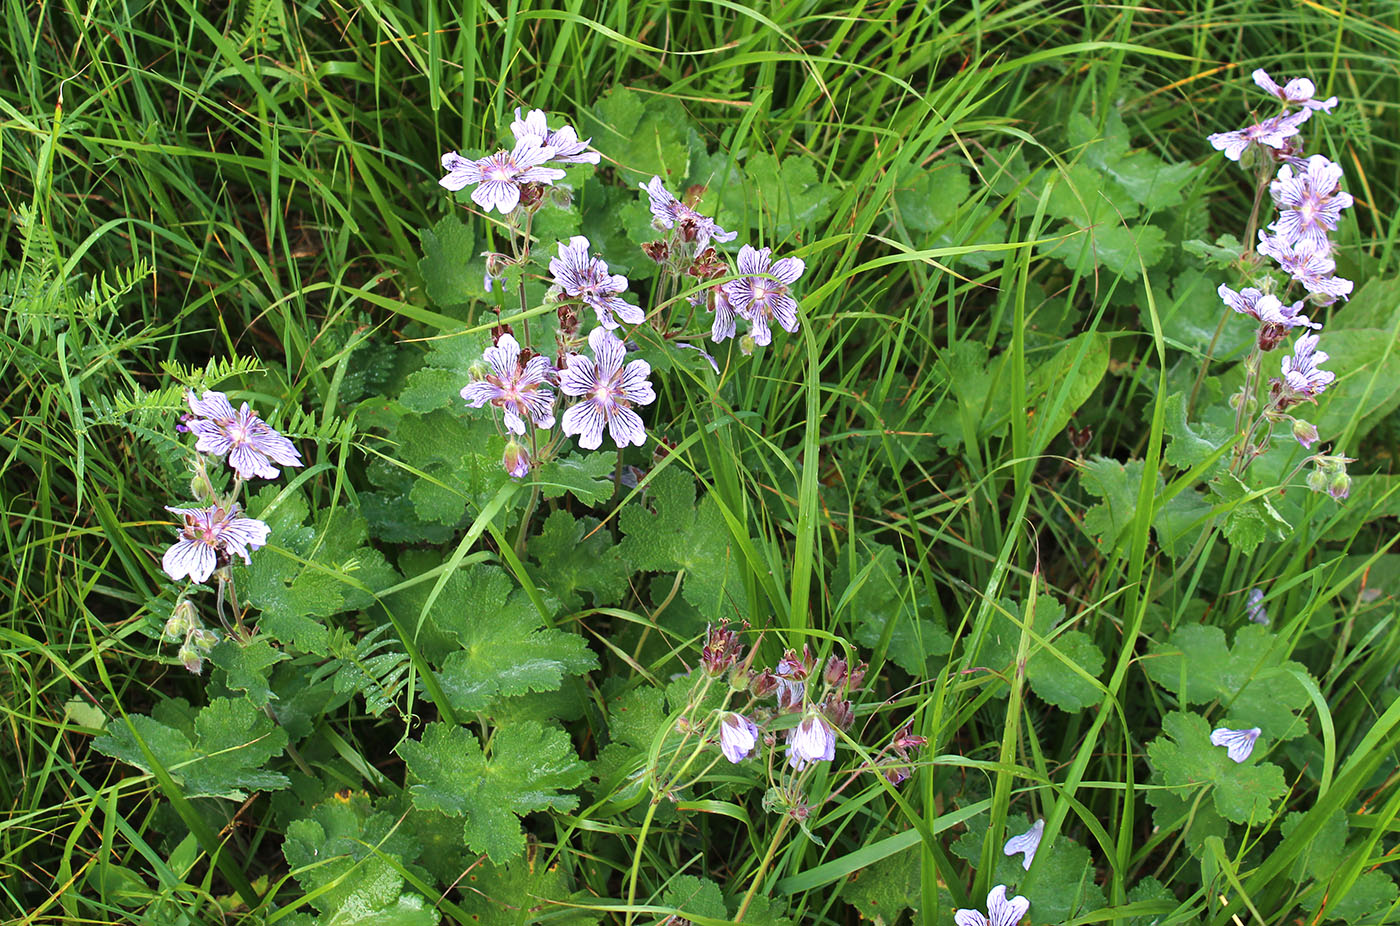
<box><xmin>723</xmin><ymin>245</ymin><xmax>805</xmax><ymax>346</ymax></box>
<box><xmin>439</xmin><ymin>137</ymin><xmax>566</xmax><ymax>214</ymax></box>
<box><xmin>1208</xmin><ymin>109</ymin><xmax>1311</xmax><ymax>161</ymax></box>
<box><xmin>640</xmin><ymin>176</ymin><xmax>737</xmax><ymax>249</ymax></box>
<box><xmin>558</xmin><ymin>327</ymin><xmax>656</xmax><ymax>450</ymax></box>
<box><xmin>1003</xmin><ymin>819</ymin><xmax>1045</xmax><ymax>871</ymax></box>
<box><xmin>718</xmin><ymin>713</ymin><xmax>760</xmax><ymax>763</ymax></box>
<box><xmin>1269</xmin><ymin>155</ymin><xmax>1353</xmax><ymax>254</ymax></box>
<box><xmin>1257</xmin><ymin>234</ymin><xmax>1354</xmax><ymax>304</ymax></box>
<box><xmin>185</xmin><ymin>391</ymin><xmax>303</xmax><ymax>481</ymax></box>
<box><xmin>954</xmin><ymin>885</ymin><xmax>1030</xmax><ymax>926</ymax></box>
<box><xmin>509</xmin><ymin>108</ymin><xmax>600</xmax><ymax>164</ymax></box>
<box><xmin>162</xmin><ymin>504</ymin><xmax>270</xmax><ymax>584</ymax></box>
<box><xmin>1252</xmin><ymin>69</ymin><xmax>1338</xmax><ymax>112</ymax></box>
<box><xmin>1210</xmin><ymin>726</ymin><xmax>1262</xmax><ymax>763</ymax></box>
<box><xmin>460</xmin><ymin>334</ymin><xmax>557</xmax><ymax>434</ymax></box>
<box><xmin>786</xmin><ymin>713</ymin><xmax>836</xmax><ymax>770</ymax></box>
<box><xmin>1280</xmin><ymin>332</ymin><xmax>1335</xmax><ymax>400</ymax></box>
<box><xmin>549</xmin><ymin>236</ymin><xmax>644</xmax><ymax>329</ymax></box>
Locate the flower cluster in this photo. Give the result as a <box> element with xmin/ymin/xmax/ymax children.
<box><xmin>159</xmin><ymin>389</ymin><xmax>302</xmax><ymax>672</ymax></box>
<box><xmin>1211</xmin><ymin>70</ymin><xmax>1352</xmax><ymax>493</ymax></box>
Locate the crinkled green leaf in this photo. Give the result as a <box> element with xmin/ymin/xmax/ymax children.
<box><xmin>979</xmin><ymin>594</ymin><xmax>1104</xmax><ymax>712</ymax></box>
<box><xmin>92</xmin><ymin>697</ymin><xmax>289</xmax><ymax>799</ymax></box>
<box><xmin>581</xmin><ymin>87</ymin><xmax>689</xmax><ymax>182</ymax></box>
<box><xmin>210</xmin><ymin>638</ymin><xmax>288</xmax><ymax>707</ymax></box>
<box><xmin>457</xmin><ymin>856</ymin><xmax>600</xmax><ymax>926</ymax></box>
<box><xmin>1312</xmin><ymin>870</ymin><xmax>1399</xmax><ymax>922</ymax></box>
<box><xmin>399</xmin><ymin>721</ymin><xmax>588</xmax><ymax>864</ymax></box>
<box><xmin>1080</xmin><ymin>456</ymin><xmax>1155</xmax><ymax>554</ymax></box>
<box><xmin>1163</xmin><ymin>391</ymin><xmax>1232</xmax><ymax>472</ymax></box>
<box><xmin>836</xmin><ymin>544</ymin><xmax>950</xmax><ymax>675</ymax></box>
<box><xmin>534</xmin><ymin>451</ymin><xmax>617</xmax><ymax>505</ymax></box>
<box><xmin>844</xmin><ymin>845</ymin><xmax>929</xmax><ymax>926</ymax></box>
<box><xmin>1209</xmin><ymin>472</ymin><xmax>1290</xmax><ymax>555</ymax></box>
<box><xmin>1043</xmin><ymin>221</ymin><xmax>1167</xmax><ymax>281</ymax></box>
<box><xmin>660</xmin><ymin>875</ymin><xmax>727</xmax><ymax>921</ymax></box>
<box><xmin>429</xmin><ymin>564</ymin><xmax>596</xmax><ymax>713</ymax></box>
<box><xmin>1146</xmin><ymin>711</ymin><xmax>1286</xmax><ymax>824</ymax></box>
<box><xmin>419</xmin><ymin>213</ymin><xmax>488</xmax><ymax>307</ymax></box>
<box><xmin>1153</xmin><ymin>487</ymin><xmax>1213</xmax><ymax>560</ymax></box>
<box><xmin>529</xmin><ymin>510</ymin><xmax>629</xmax><ymax>612</ymax></box>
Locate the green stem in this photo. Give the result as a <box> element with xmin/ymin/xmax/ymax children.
<box><xmin>624</xmin><ymin>796</ymin><xmax>662</xmax><ymax>926</ymax></box>
<box><xmin>734</xmin><ymin>814</ymin><xmax>793</xmax><ymax>922</ymax></box>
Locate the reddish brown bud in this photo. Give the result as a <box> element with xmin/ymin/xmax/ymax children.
<box><xmin>642</xmin><ymin>239</ymin><xmax>670</xmax><ymax>264</ymax></box>
<box><xmin>491</xmin><ymin>323</ymin><xmax>514</xmax><ymax>345</ymax></box>
<box><xmin>751</xmin><ymin>668</ymin><xmax>778</xmax><ymax>699</ymax></box>
<box><xmin>517</xmin><ymin>183</ymin><xmax>544</xmax><ymax>209</ymax></box>
<box><xmin>557</xmin><ymin>304</ymin><xmax>581</xmax><ymax>337</ymax></box>
<box><xmin>824</xmin><ymin>657</ymin><xmax>848</xmax><ymax>689</ymax></box>
<box><xmin>820</xmin><ymin>695</ymin><xmax>855</xmax><ymax>730</ymax></box>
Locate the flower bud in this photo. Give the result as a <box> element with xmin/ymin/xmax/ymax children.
<box><xmin>1307</xmin><ymin>466</ymin><xmax>1329</xmax><ymax>494</ymax></box>
<box><xmin>1328</xmin><ymin>470</ymin><xmax>1351</xmax><ymax>501</ymax></box>
<box><xmin>750</xmin><ymin>668</ymin><xmax>778</xmax><ymax>699</ymax></box>
<box><xmin>739</xmin><ymin>334</ymin><xmax>756</xmax><ymax>356</ymax></box>
<box><xmin>847</xmin><ymin>661</ymin><xmax>868</xmax><ymax>692</ymax></box>
<box><xmin>165</xmin><ymin>600</ymin><xmax>197</xmax><ymax>641</ymax></box>
<box><xmin>1292</xmin><ymin>418</ymin><xmax>1319</xmax><ymax>449</ymax></box>
<box><xmin>189</xmin><ymin>628</ymin><xmax>220</xmax><ymax>650</ymax></box>
<box><xmin>502</xmin><ymin>439</ymin><xmax>531</xmax><ymax>479</ymax></box>
<box><xmin>819</xmin><ymin>695</ymin><xmax>855</xmax><ymax>730</ymax></box>
<box><xmin>517</xmin><ymin>183</ymin><xmax>544</xmax><ymax>210</ymax></box>
<box><xmin>547</xmin><ymin>185</ymin><xmax>573</xmax><ymax>209</ymax></box>
<box><xmin>824</xmin><ymin>656</ymin><xmax>848</xmax><ymax>689</ymax></box>
<box><xmin>178</xmin><ymin>642</ymin><xmax>204</xmax><ymax>674</ymax></box>
<box><xmin>490</xmin><ymin>323</ymin><xmax>514</xmax><ymax>345</ymax></box>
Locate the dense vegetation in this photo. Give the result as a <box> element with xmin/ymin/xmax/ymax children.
<box><xmin>3</xmin><ymin>1</ymin><xmax>1399</xmax><ymax>923</ymax></box>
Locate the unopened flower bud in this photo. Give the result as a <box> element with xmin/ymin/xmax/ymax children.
<box><xmin>517</xmin><ymin>183</ymin><xmax>544</xmax><ymax>210</ymax></box>
<box><xmin>189</xmin><ymin>628</ymin><xmax>219</xmax><ymax>650</ymax></box>
<box><xmin>642</xmin><ymin>239</ymin><xmax>670</xmax><ymax>265</ymax></box>
<box><xmin>1307</xmin><ymin>466</ymin><xmax>1329</xmax><ymax>494</ymax></box>
<box><xmin>547</xmin><ymin>185</ymin><xmax>573</xmax><ymax>209</ymax></box>
<box><xmin>1292</xmin><ymin>418</ymin><xmax>1319</xmax><ymax>449</ymax></box>
<box><xmin>1329</xmin><ymin>470</ymin><xmax>1351</xmax><ymax>501</ymax></box>
<box><xmin>847</xmin><ymin>661</ymin><xmax>868</xmax><ymax>692</ymax></box>
<box><xmin>178</xmin><ymin>642</ymin><xmax>204</xmax><ymax>674</ymax></box>
<box><xmin>824</xmin><ymin>657</ymin><xmax>848</xmax><ymax>689</ymax></box>
<box><xmin>739</xmin><ymin>334</ymin><xmax>756</xmax><ymax>356</ymax></box>
<box><xmin>502</xmin><ymin>439</ymin><xmax>531</xmax><ymax>479</ymax></box>
<box><xmin>751</xmin><ymin>669</ymin><xmax>778</xmax><ymax>699</ymax></box>
<box><xmin>490</xmin><ymin>323</ymin><xmax>514</xmax><ymax>345</ymax></box>
<box><xmin>165</xmin><ymin>600</ymin><xmax>198</xmax><ymax>641</ymax></box>
<box><xmin>557</xmin><ymin>304</ymin><xmax>581</xmax><ymax>337</ymax></box>
<box><xmin>820</xmin><ymin>695</ymin><xmax>855</xmax><ymax>730</ymax></box>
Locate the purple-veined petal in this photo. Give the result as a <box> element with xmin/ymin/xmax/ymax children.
<box><xmin>561</xmin><ymin>400</ymin><xmax>606</xmax><ymax>450</ymax></box>
<box><xmin>1003</xmin><ymin>819</ymin><xmax>1045</xmax><ymax>871</ymax></box>
<box><xmin>987</xmin><ymin>885</ymin><xmax>1030</xmax><ymax>926</ymax></box>
<box><xmin>588</xmin><ymin>327</ymin><xmax>627</xmax><ymax>378</ymax></box>
<box><xmin>619</xmin><ymin>360</ymin><xmax>656</xmax><ymax>405</ymax></box>
<box><xmin>163</xmin><ymin>539</ymin><xmax>217</xmax><ymax>583</ymax></box>
<box><xmin>1210</xmin><ymin>726</ymin><xmax>1262</xmax><ymax>763</ymax></box>
<box><xmin>606</xmin><ymin>405</ymin><xmax>647</xmax><ymax>448</ymax></box>
<box><xmin>188</xmin><ymin>391</ymin><xmax>237</xmax><ymax>420</ymax></box>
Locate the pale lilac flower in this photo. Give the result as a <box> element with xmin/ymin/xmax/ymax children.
<box><xmin>460</xmin><ymin>334</ymin><xmax>557</xmax><ymax>434</ymax></box>
<box><xmin>549</xmin><ymin>236</ymin><xmax>644</xmax><ymax>329</ymax></box>
<box><xmin>1210</xmin><ymin>726</ymin><xmax>1262</xmax><ymax>763</ymax></box>
<box><xmin>1269</xmin><ymin>155</ymin><xmax>1353</xmax><ymax>254</ymax></box>
<box><xmin>502</xmin><ymin>438</ymin><xmax>531</xmax><ymax>478</ymax></box>
<box><xmin>1281</xmin><ymin>332</ymin><xmax>1335</xmax><ymax>400</ymax></box>
<box><xmin>162</xmin><ymin>504</ymin><xmax>270</xmax><ymax>584</ymax></box>
<box><xmin>709</xmin><ymin>287</ymin><xmax>739</xmax><ymax>344</ymax></box>
<box><xmin>1208</xmin><ymin>109</ymin><xmax>1312</xmax><ymax>161</ymax></box>
<box><xmin>1257</xmin><ymin>234</ymin><xmax>1354</xmax><ymax>303</ymax></box>
<box><xmin>1217</xmin><ymin>284</ymin><xmax>1319</xmax><ymax>338</ymax></box>
<box><xmin>640</xmin><ymin>176</ymin><xmax>737</xmax><ymax>249</ymax></box>
<box><xmin>1252</xmin><ymin>69</ymin><xmax>1338</xmax><ymax>112</ymax></box>
<box><xmin>439</xmin><ymin>138</ymin><xmax>566</xmax><ymax>214</ymax></box>
<box><xmin>509</xmin><ymin>108</ymin><xmax>600</xmax><ymax>165</ymax></box>
<box><xmin>786</xmin><ymin>713</ymin><xmax>836</xmax><ymax>770</ymax></box>
<box><xmin>1003</xmin><ymin>819</ymin><xmax>1045</xmax><ymax>871</ymax></box>
<box><xmin>1246</xmin><ymin>588</ymin><xmax>1269</xmax><ymax>625</ymax></box>
<box><xmin>954</xmin><ymin>885</ymin><xmax>1031</xmax><ymax>926</ymax></box>
<box><xmin>186</xmin><ymin>391</ymin><xmax>303</xmax><ymax>481</ymax></box>
<box><xmin>558</xmin><ymin>327</ymin><xmax>655</xmax><ymax>450</ymax></box>
<box><xmin>718</xmin><ymin>712</ymin><xmax>760</xmax><ymax>763</ymax></box>
<box><xmin>724</xmin><ymin>245</ymin><xmax>805</xmax><ymax>346</ymax></box>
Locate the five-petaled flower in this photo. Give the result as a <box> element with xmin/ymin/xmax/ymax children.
<box><xmin>186</xmin><ymin>391</ymin><xmax>303</xmax><ymax>481</ymax></box>
<box><xmin>439</xmin><ymin>138</ymin><xmax>566</xmax><ymax>214</ymax></box>
<box><xmin>1256</xmin><ymin>234</ymin><xmax>1354</xmax><ymax>304</ymax></box>
<box><xmin>1207</xmin><ymin>109</ymin><xmax>1311</xmax><ymax>162</ymax></box>
<box><xmin>1003</xmin><ymin>819</ymin><xmax>1045</xmax><ymax>871</ymax></box>
<box><xmin>1216</xmin><ymin>284</ymin><xmax>1318</xmax><ymax>350</ymax></box>
<box><xmin>162</xmin><ymin>504</ymin><xmax>270</xmax><ymax>584</ymax></box>
<box><xmin>509</xmin><ymin>108</ymin><xmax>601</xmax><ymax>165</ymax></box>
<box><xmin>1269</xmin><ymin>155</ymin><xmax>1353</xmax><ymax>254</ymax></box>
<box><xmin>786</xmin><ymin>712</ymin><xmax>836</xmax><ymax>770</ymax></box>
<box><xmin>718</xmin><ymin>712</ymin><xmax>760</xmax><ymax>763</ymax></box>
<box><xmin>549</xmin><ymin>236</ymin><xmax>645</xmax><ymax>329</ymax></box>
<box><xmin>1280</xmin><ymin>332</ymin><xmax>1335</xmax><ymax>400</ymax></box>
<box><xmin>954</xmin><ymin>885</ymin><xmax>1031</xmax><ymax>926</ymax></box>
<box><xmin>1253</xmin><ymin>69</ymin><xmax>1338</xmax><ymax>112</ymax></box>
<box><xmin>460</xmin><ymin>333</ymin><xmax>557</xmax><ymax>434</ymax></box>
<box><xmin>558</xmin><ymin>327</ymin><xmax>656</xmax><ymax>450</ymax></box>
<box><xmin>640</xmin><ymin>176</ymin><xmax>738</xmax><ymax>250</ymax></box>
<box><xmin>724</xmin><ymin>245</ymin><xmax>805</xmax><ymax>346</ymax></box>
<box><xmin>1210</xmin><ymin>726</ymin><xmax>1262</xmax><ymax>763</ymax></box>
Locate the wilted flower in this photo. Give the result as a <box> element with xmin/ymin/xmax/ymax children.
<box><xmin>1280</xmin><ymin>332</ymin><xmax>1335</xmax><ymax>401</ymax></box>
<box><xmin>1208</xmin><ymin>109</ymin><xmax>1311</xmax><ymax>162</ymax></box>
<box><xmin>1217</xmin><ymin>284</ymin><xmax>1318</xmax><ymax>350</ymax></box>
<box><xmin>774</xmin><ymin>646</ymin><xmax>816</xmax><ymax>711</ymax></box>
<box><xmin>890</xmin><ymin>723</ymin><xmax>927</xmax><ymax>756</ymax></box>
<box><xmin>460</xmin><ymin>334</ymin><xmax>557</xmax><ymax>434</ymax></box>
<box><xmin>724</xmin><ymin>245</ymin><xmax>805</xmax><ymax>346</ymax></box>
<box><xmin>549</xmin><ymin>236</ymin><xmax>644</xmax><ymax>329</ymax></box>
<box><xmin>1269</xmin><ymin>155</ymin><xmax>1353</xmax><ymax>254</ymax></box>
<box><xmin>700</xmin><ymin>621</ymin><xmax>743</xmax><ymax>677</ymax></box>
<box><xmin>955</xmin><ymin>885</ymin><xmax>1030</xmax><ymax>926</ymax></box>
<box><xmin>640</xmin><ymin>176</ymin><xmax>737</xmax><ymax>250</ymax></box>
<box><xmin>558</xmin><ymin>327</ymin><xmax>656</xmax><ymax>450</ymax></box>
<box><xmin>1245</xmin><ymin>588</ymin><xmax>1270</xmax><ymax>625</ymax></box>
<box><xmin>185</xmin><ymin>391</ymin><xmax>303</xmax><ymax>481</ymax></box>
<box><xmin>1210</xmin><ymin>726</ymin><xmax>1262</xmax><ymax>763</ymax></box>
<box><xmin>1257</xmin><ymin>234</ymin><xmax>1354</xmax><ymax>304</ymax></box>
<box><xmin>750</xmin><ymin>668</ymin><xmax>778</xmax><ymax>699</ymax></box>
<box><xmin>718</xmin><ymin>712</ymin><xmax>760</xmax><ymax>763</ymax></box>
<box><xmin>439</xmin><ymin>138</ymin><xmax>566</xmax><ymax>214</ymax></box>
<box><xmin>509</xmin><ymin>108</ymin><xmax>600</xmax><ymax>165</ymax></box>
<box><xmin>819</xmin><ymin>694</ymin><xmax>854</xmax><ymax>731</ymax></box>
<box><xmin>162</xmin><ymin>504</ymin><xmax>270</xmax><ymax>584</ymax></box>
<box><xmin>1003</xmin><ymin>818</ymin><xmax>1045</xmax><ymax>871</ymax></box>
<box><xmin>786</xmin><ymin>713</ymin><xmax>836</xmax><ymax>770</ymax></box>
<box><xmin>1252</xmin><ymin>69</ymin><xmax>1339</xmax><ymax>111</ymax></box>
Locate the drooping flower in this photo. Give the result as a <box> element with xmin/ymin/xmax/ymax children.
<box><xmin>1208</xmin><ymin>109</ymin><xmax>1312</xmax><ymax>162</ymax></box>
<box><xmin>1246</xmin><ymin>588</ymin><xmax>1270</xmax><ymax>625</ymax></box>
<box><xmin>185</xmin><ymin>391</ymin><xmax>303</xmax><ymax>481</ymax></box>
<box><xmin>954</xmin><ymin>885</ymin><xmax>1031</xmax><ymax>926</ymax></box>
<box><xmin>1216</xmin><ymin>284</ymin><xmax>1319</xmax><ymax>350</ymax></box>
<box><xmin>719</xmin><ymin>712</ymin><xmax>760</xmax><ymax>763</ymax></box>
<box><xmin>709</xmin><ymin>287</ymin><xmax>739</xmax><ymax>344</ymax></box>
<box><xmin>162</xmin><ymin>504</ymin><xmax>270</xmax><ymax>584</ymax></box>
<box><xmin>1269</xmin><ymin>155</ymin><xmax>1353</xmax><ymax>254</ymax></box>
<box><xmin>558</xmin><ymin>327</ymin><xmax>656</xmax><ymax>450</ymax></box>
<box><xmin>502</xmin><ymin>438</ymin><xmax>531</xmax><ymax>478</ymax></box>
<box><xmin>1003</xmin><ymin>819</ymin><xmax>1046</xmax><ymax>871</ymax></box>
<box><xmin>774</xmin><ymin>646</ymin><xmax>816</xmax><ymax>712</ymax></box>
<box><xmin>1280</xmin><ymin>332</ymin><xmax>1335</xmax><ymax>400</ymax></box>
<box><xmin>1256</xmin><ymin>234</ymin><xmax>1354</xmax><ymax>304</ymax></box>
<box><xmin>786</xmin><ymin>712</ymin><xmax>836</xmax><ymax>770</ymax></box>
<box><xmin>460</xmin><ymin>334</ymin><xmax>557</xmax><ymax>434</ymax></box>
<box><xmin>1210</xmin><ymin>726</ymin><xmax>1262</xmax><ymax>763</ymax></box>
<box><xmin>549</xmin><ymin>236</ymin><xmax>644</xmax><ymax>329</ymax></box>
<box><xmin>640</xmin><ymin>176</ymin><xmax>737</xmax><ymax>250</ymax></box>
<box><xmin>1252</xmin><ymin>69</ymin><xmax>1338</xmax><ymax>112</ymax></box>
<box><xmin>723</xmin><ymin>245</ymin><xmax>805</xmax><ymax>346</ymax></box>
<box><xmin>439</xmin><ymin>138</ymin><xmax>566</xmax><ymax>214</ymax></box>
<box><xmin>509</xmin><ymin>108</ymin><xmax>601</xmax><ymax>165</ymax></box>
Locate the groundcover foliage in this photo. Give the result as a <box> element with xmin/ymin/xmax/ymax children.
<box><xmin>4</xmin><ymin>2</ymin><xmax>1400</xmax><ymax>924</ymax></box>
